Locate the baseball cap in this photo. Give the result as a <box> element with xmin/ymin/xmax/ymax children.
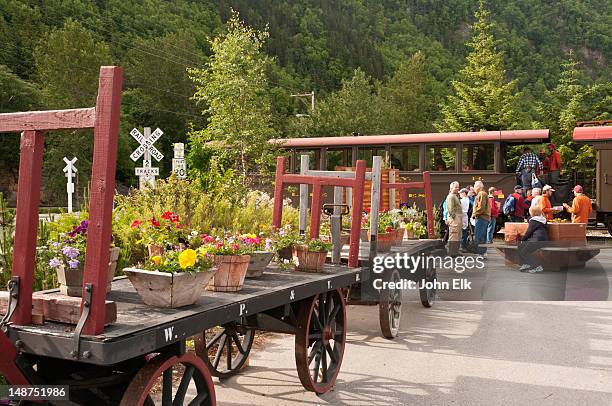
<box><xmin>542</xmin><ymin>185</ymin><xmax>555</xmax><ymax>192</ymax></box>
<box><xmin>459</xmin><ymin>188</ymin><xmax>468</xmax><ymax>194</ymax></box>
<box><xmin>573</xmin><ymin>185</ymin><xmax>583</xmax><ymax>193</ymax></box>
<box><xmin>514</xmin><ymin>185</ymin><xmax>523</xmax><ymax>190</ymax></box>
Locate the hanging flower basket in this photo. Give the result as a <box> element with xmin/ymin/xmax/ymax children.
<box><xmin>207</xmin><ymin>255</ymin><xmax>251</xmax><ymax>292</ymax></box>
<box><xmin>124</xmin><ymin>268</ymin><xmax>215</xmax><ymax>308</ymax></box>
<box><xmin>55</xmin><ymin>247</ymin><xmax>120</xmax><ymax>297</ymax></box>
<box><xmin>293</xmin><ymin>245</ymin><xmax>328</xmax><ymax>272</ymax></box>
<box><xmin>246</xmin><ymin>251</ymin><xmax>275</xmax><ymax>278</ymax></box>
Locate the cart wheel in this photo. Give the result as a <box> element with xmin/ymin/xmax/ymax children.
<box><xmin>295</xmin><ymin>289</ymin><xmax>346</xmax><ymax>394</ymax></box>
<box><xmin>195</xmin><ymin>320</ymin><xmax>255</xmax><ymax>378</ymax></box>
<box><xmin>419</xmin><ymin>260</ymin><xmax>437</xmax><ymax>308</ymax></box>
<box><xmin>379</xmin><ymin>268</ymin><xmax>402</xmax><ymax>339</ymax></box>
<box><xmin>119</xmin><ymin>352</ymin><xmax>215</xmax><ymax>406</ymax></box>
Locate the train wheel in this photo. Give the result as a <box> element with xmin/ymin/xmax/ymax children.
<box><xmin>195</xmin><ymin>320</ymin><xmax>255</xmax><ymax>379</ymax></box>
<box><xmin>419</xmin><ymin>260</ymin><xmax>437</xmax><ymax>308</ymax></box>
<box><xmin>119</xmin><ymin>352</ymin><xmax>215</xmax><ymax>406</ymax></box>
<box><xmin>295</xmin><ymin>289</ymin><xmax>346</xmax><ymax>394</ymax></box>
<box><xmin>379</xmin><ymin>268</ymin><xmax>402</xmax><ymax>339</ymax></box>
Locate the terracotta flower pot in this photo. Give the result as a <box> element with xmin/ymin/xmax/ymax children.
<box><xmin>277</xmin><ymin>246</ymin><xmax>293</xmax><ymax>260</ymax></box>
<box><xmin>360</xmin><ymin>228</ymin><xmax>369</xmax><ymax>242</ymax></box>
<box><xmin>393</xmin><ymin>228</ymin><xmax>404</xmax><ymax>244</ymax></box>
<box><xmin>124</xmin><ymin>267</ymin><xmax>215</xmax><ymax>308</ymax></box>
<box><xmin>207</xmin><ymin>255</ymin><xmax>250</xmax><ymax>292</ymax></box>
<box><xmin>246</xmin><ymin>251</ymin><xmax>274</xmax><ymax>278</ymax></box>
<box><xmin>148</xmin><ymin>244</ymin><xmax>164</xmax><ymax>258</ymax></box>
<box><xmin>56</xmin><ymin>247</ymin><xmax>120</xmax><ymax>297</ymax></box>
<box><xmin>293</xmin><ymin>245</ymin><xmax>327</xmax><ymax>272</ymax></box>
<box><xmin>369</xmin><ymin>232</ymin><xmax>393</xmax><ymax>252</ymax></box>
<box><xmin>405</xmin><ymin>228</ymin><xmax>416</xmax><ymax>240</ymax></box>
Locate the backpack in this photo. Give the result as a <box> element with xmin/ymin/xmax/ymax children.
<box><xmin>502</xmin><ymin>195</ymin><xmax>516</xmax><ymax>215</ymax></box>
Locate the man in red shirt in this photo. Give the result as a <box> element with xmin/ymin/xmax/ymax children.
<box><xmin>548</xmin><ymin>143</ymin><xmax>562</xmax><ymax>186</ymax></box>
<box><xmin>510</xmin><ymin>185</ymin><xmax>528</xmax><ymax>222</ymax></box>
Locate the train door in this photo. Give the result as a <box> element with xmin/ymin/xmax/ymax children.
<box><xmin>597</xmin><ymin>147</ymin><xmax>612</xmax><ymax>214</ymax></box>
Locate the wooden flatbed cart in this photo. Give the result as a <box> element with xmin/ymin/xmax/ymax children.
<box><xmin>0</xmin><ymin>66</ymin><xmax>443</xmax><ymax>405</ymax></box>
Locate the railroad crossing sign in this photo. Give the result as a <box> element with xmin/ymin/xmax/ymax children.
<box><xmin>172</xmin><ymin>143</ymin><xmax>186</xmax><ymax>179</ymax></box>
<box><xmin>130</xmin><ymin>127</ymin><xmax>163</xmax><ymax>189</ymax></box>
<box><xmin>63</xmin><ymin>157</ymin><xmax>77</xmax><ymax>213</ymax></box>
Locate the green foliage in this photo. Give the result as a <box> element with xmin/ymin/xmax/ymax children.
<box><xmin>436</xmin><ymin>0</ymin><xmax>521</xmax><ymax>132</ymax></box>
<box><xmin>188</xmin><ymin>11</ymin><xmax>278</xmax><ymax>182</ymax></box>
<box><xmin>0</xmin><ymin>193</ymin><xmax>15</xmax><ymax>287</ymax></box>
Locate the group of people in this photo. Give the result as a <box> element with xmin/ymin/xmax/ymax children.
<box><xmin>515</xmin><ymin>143</ymin><xmax>562</xmax><ymax>193</ymax></box>
<box><xmin>444</xmin><ymin>177</ymin><xmax>593</xmax><ymax>272</ymax></box>
<box><xmin>444</xmin><ymin>180</ymin><xmax>499</xmax><ymax>258</ymax></box>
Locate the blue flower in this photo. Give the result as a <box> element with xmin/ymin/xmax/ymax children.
<box><xmin>48</xmin><ymin>258</ymin><xmax>62</xmax><ymax>268</ymax></box>
<box><xmin>62</xmin><ymin>246</ymin><xmax>80</xmax><ymax>259</ymax></box>
<box><xmin>68</xmin><ymin>259</ymin><xmax>80</xmax><ymax>269</ymax></box>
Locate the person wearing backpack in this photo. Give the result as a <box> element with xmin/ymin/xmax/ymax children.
<box><xmin>506</xmin><ymin>185</ymin><xmax>528</xmax><ymax>222</ymax></box>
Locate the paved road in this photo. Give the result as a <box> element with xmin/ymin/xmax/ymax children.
<box><xmin>211</xmin><ymin>250</ymin><xmax>612</xmax><ymax>406</ymax></box>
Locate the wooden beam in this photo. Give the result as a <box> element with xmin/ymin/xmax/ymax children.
<box><xmin>10</xmin><ymin>130</ymin><xmax>45</xmax><ymax>326</ymax></box>
<box><xmin>82</xmin><ymin>66</ymin><xmax>123</xmax><ymax>335</ymax></box>
<box><xmin>272</xmin><ymin>156</ymin><xmax>286</xmax><ymax>229</ymax></box>
<box><xmin>0</xmin><ymin>108</ymin><xmax>95</xmax><ymax>133</ymax></box>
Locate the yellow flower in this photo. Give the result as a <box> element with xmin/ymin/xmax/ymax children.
<box><xmin>246</xmin><ymin>233</ymin><xmax>257</xmax><ymax>239</ymax></box>
<box><xmin>151</xmin><ymin>255</ymin><xmax>163</xmax><ymax>266</ymax></box>
<box><xmin>178</xmin><ymin>249</ymin><xmax>197</xmax><ymax>269</ymax></box>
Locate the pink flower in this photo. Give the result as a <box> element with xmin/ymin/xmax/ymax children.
<box><xmin>131</xmin><ymin>220</ymin><xmax>142</xmax><ymax>229</ymax></box>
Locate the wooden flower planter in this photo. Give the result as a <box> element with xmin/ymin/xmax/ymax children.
<box><xmin>56</xmin><ymin>247</ymin><xmax>120</xmax><ymax>297</ymax></box>
<box><xmin>547</xmin><ymin>223</ymin><xmax>587</xmax><ymax>244</ymax></box>
<box><xmin>293</xmin><ymin>245</ymin><xmax>328</xmax><ymax>272</ymax></box>
<box><xmin>369</xmin><ymin>232</ymin><xmax>393</xmax><ymax>252</ymax></box>
<box><xmin>207</xmin><ymin>255</ymin><xmax>250</xmax><ymax>292</ymax></box>
<box><xmin>246</xmin><ymin>251</ymin><xmax>274</xmax><ymax>278</ymax></box>
<box><xmin>123</xmin><ymin>268</ymin><xmax>215</xmax><ymax>308</ymax></box>
<box><xmin>505</xmin><ymin>222</ymin><xmax>587</xmax><ymax>245</ymax></box>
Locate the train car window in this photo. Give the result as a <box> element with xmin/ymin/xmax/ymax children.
<box><xmin>357</xmin><ymin>147</ymin><xmax>386</xmax><ymax>167</ymax></box>
<box><xmin>326</xmin><ymin>148</ymin><xmax>351</xmax><ymax>170</ymax></box>
<box><xmin>390</xmin><ymin>146</ymin><xmax>419</xmax><ymax>171</ymax></box>
<box><xmin>426</xmin><ymin>145</ymin><xmax>456</xmax><ymax>171</ymax></box>
<box><xmin>462</xmin><ymin>144</ymin><xmax>494</xmax><ymax>171</ymax></box>
<box><xmin>295</xmin><ymin>149</ymin><xmax>319</xmax><ymax>171</ymax></box>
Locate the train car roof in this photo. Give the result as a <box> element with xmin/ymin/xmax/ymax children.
<box><xmin>271</xmin><ymin>129</ymin><xmax>550</xmax><ymax>147</ymax></box>
<box><xmin>573</xmin><ymin>125</ymin><xmax>612</xmax><ymax>143</ymax></box>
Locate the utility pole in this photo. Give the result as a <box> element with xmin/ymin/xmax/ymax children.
<box><xmin>290</xmin><ymin>91</ymin><xmax>315</xmax><ymax>117</ymax></box>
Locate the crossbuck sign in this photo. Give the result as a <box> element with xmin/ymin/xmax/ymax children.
<box><xmin>63</xmin><ymin>157</ymin><xmax>77</xmax><ymax>213</ymax></box>
<box><xmin>130</xmin><ymin>127</ymin><xmax>163</xmax><ymax>189</ymax></box>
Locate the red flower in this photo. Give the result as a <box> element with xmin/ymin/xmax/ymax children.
<box><xmin>385</xmin><ymin>226</ymin><xmax>393</xmax><ymax>233</ymax></box>
<box><xmin>231</xmin><ymin>243</ymin><xmax>241</xmax><ymax>251</ymax></box>
<box><xmin>130</xmin><ymin>220</ymin><xmax>142</xmax><ymax>229</ymax></box>
<box><xmin>201</xmin><ymin>234</ymin><xmax>215</xmax><ymax>243</ymax></box>
<box><xmin>215</xmin><ymin>242</ymin><xmax>223</xmax><ymax>249</ymax></box>
<box><xmin>170</xmin><ymin>214</ymin><xmax>180</xmax><ymax>223</ymax></box>
<box><xmin>161</xmin><ymin>211</ymin><xmax>173</xmax><ymax>220</ymax></box>
<box><xmin>149</xmin><ymin>218</ymin><xmax>161</xmax><ymax>227</ymax></box>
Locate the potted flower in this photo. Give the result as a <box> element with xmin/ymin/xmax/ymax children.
<box><xmin>239</xmin><ymin>233</ymin><xmax>274</xmax><ymax>278</ymax></box>
<box><xmin>271</xmin><ymin>224</ymin><xmax>299</xmax><ymax>260</ymax></box>
<box><xmin>123</xmin><ymin>248</ymin><xmax>215</xmax><ymax>308</ymax></box>
<box><xmin>47</xmin><ymin>220</ymin><xmax>120</xmax><ymax>297</ymax></box>
<box><xmin>131</xmin><ymin>211</ymin><xmax>186</xmax><ymax>257</ymax></box>
<box><xmin>293</xmin><ymin>238</ymin><xmax>332</xmax><ymax>272</ymax></box>
<box><xmin>203</xmin><ymin>237</ymin><xmax>250</xmax><ymax>292</ymax></box>
<box><xmin>365</xmin><ymin>211</ymin><xmax>396</xmax><ymax>252</ymax></box>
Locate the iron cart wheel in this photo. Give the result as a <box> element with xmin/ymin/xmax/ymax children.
<box><xmin>194</xmin><ymin>320</ymin><xmax>255</xmax><ymax>379</ymax></box>
<box><xmin>379</xmin><ymin>268</ymin><xmax>402</xmax><ymax>339</ymax></box>
<box><xmin>119</xmin><ymin>352</ymin><xmax>215</xmax><ymax>406</ymax></box>
<box><xmin>419</xmin><ymin>259</ymin><xmax>437</xmax><ymax>308</ymax></box>
<box><xmin>295</xmin><ymin>289</ymin><xmax>346</xmax><ymax>394</ymax></box>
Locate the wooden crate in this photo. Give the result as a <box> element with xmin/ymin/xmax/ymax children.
<box><xmin>335</xmin><ymin>166</ymin><xmax>400</xmax><ymax>210</ymax></box>
<box><xmin>546</xmin><ymin>223</ymin><xmax>587</xmax><ymax>244</ymax></box>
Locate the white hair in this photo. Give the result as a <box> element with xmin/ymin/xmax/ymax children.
<box><xmin>449</xmin><ymin>181</ymin><xmax>459</xmax><ymax>190</ymax></box>
<box><xmin>532</xmin><ymin>188</ymin><xmax>541</xmax><ymax>196</ymax></box>
<box><xmin>474</xmin><ymin>180</ymin><xmax>484</xmax><ymax>189</ymax></box>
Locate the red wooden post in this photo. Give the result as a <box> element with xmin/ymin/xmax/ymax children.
<box><xmin>423</xmin><ymin>171</ymin><xmax>435</xmax><ymax>238</ymax></box>
<box><xmin>272</xmin><ymin>156</ymin><xmax>286</xmax><ymax>230</ymax></box>
<box><xmin>309</xmin><ymin>182</ymin><xmax>322</xmax><ymax>239</ymax></box>
<box><xmin>82</xmin><ymin>66</ymin><xmax>123</xmax><ymax>335</ymax></box>
<box><xmin>0</xmin><ymin>332</ymin><xmax>30</xmax><ymax>384</ymax></box>
<box><xmin>348</xmin><ymin>161</ymin><xmax>366</xmax><ymax>268</ymax></box>
<box><xmin>10</xmin><ymin>130</ymin><xmax>45</xmax><ymax>325</ymax></box>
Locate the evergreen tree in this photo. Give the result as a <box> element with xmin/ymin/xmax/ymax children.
<box><xmin>188</xmin><ymin>11</ymin><xmax>277</xmax><ymax>184</ymax></box>
<box><xmin>436</xmin><ymin>0</ymin><xmax>520</xmax><ymax>132</ymax></box>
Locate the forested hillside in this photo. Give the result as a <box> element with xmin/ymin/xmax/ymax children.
<box><xmin>1</xmin><ymin>0</ymin><xmax>610</xmax><ymax>203</ymax></box>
